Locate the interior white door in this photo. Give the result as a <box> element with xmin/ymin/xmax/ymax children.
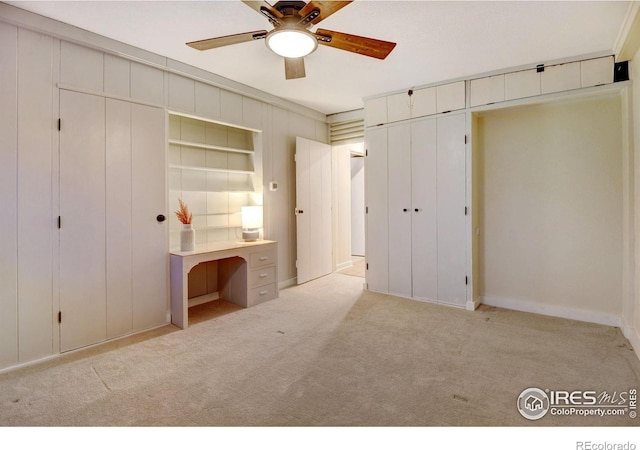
<box><xmin>411</xmin><ymin>117</ymin><xmax>438</xmax><ymax>301</ymax></box>
<box><xmin>296</xmin><ymin>136</ymin><xmax>332</xmax><ymax>284</ymax></box>
<box><xmin>59</xmin><ymin>90</ymin><xmax>107</xmax><ymax>352</ymax></box>
<box><xmin>387</xmin><ymin>122</ymin><xmax>412</xmax><ymax>297</ymax></box>
<box><xmin>436</xmin><ymin>113</ymin><xmax>467</xmax><ymax>306</ymax></box>
<box><xmin>364</xmin><ymin>127</ymin><xmax>389</xmax><ymax>293</ymax></box>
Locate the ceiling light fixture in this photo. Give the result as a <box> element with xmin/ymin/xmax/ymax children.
<box><xmin>265</xmin><ymin>28</ymin><xmax>318</xmax><ymax>58</ymax></box>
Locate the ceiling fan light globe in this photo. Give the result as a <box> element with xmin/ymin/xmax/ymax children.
<box><xmin>266</xmin><ymin>29</ymin><xmax>317</xmax><ymax>58</ymax></box>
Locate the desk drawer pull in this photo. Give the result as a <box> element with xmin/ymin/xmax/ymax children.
<box><xmin>259</xmin><ymin>290</ymin><xmax>268</xmax><ymax>295</ymax></box>
<box><xmin>259</xmin><ymin>273</ymin><xmax>268</xmax><ymax>278</ymax></box>
<box><xmin>259</xmin><ymin>256</ymin><xmax>269</xmax><ymax>261</ymax></box>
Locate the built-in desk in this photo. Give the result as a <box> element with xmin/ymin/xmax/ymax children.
<box><xmin>170</xmin><ymin>240</ymin><xmax>278</xmax><ymax>329</ymax></box>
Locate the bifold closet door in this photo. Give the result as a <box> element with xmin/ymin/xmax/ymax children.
<box><xmin>436</xmin><ymin>113</ymin><xmax>467</xmax><ymax>307</ymax></box>
<box><xmin>387</xmin><ymin>123</ymin><xmax>412</xmax><ymax>297</ymax></box>
<box><xmin>59</xmin><ymin>90</ymin><xmax>107</xmax><ymax>352</ymax></box>
<box><xmin>365</xmin><ymin>126</ymin><xmax>389</xmax><ymax>293</ymax></box>
<box><xmin>411</xmin><ymin>118</ymin><xmax>438</xmax><ymax>301</ymax></box>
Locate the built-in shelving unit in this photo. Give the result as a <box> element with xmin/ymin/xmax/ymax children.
<box><xmin>168</xmin><ymin>112</ymin><xmax>262</xmax><ymax>249</ymax></box>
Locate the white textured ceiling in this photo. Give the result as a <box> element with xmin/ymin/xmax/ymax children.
<box><xmin>6</xmin><ymin>0</ymin><xmax>631</xmax><ymax>115</ymax></box>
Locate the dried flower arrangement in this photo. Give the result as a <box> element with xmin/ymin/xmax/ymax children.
<box><xmin>175</xmin><ymin>198</ymin><xmax>193</xmax><ymax>225</ymax></box>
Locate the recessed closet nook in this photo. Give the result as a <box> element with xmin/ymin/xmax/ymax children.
<box><xmin>364</xmin><ymin>55</ymin><xmax>632</xmax><ymax>328</ymax></box>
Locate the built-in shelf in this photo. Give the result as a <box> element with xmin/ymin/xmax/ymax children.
<box><xmin>169</xmin><ymin>163</ymin><xmax>253</xmax><ymax>174</ymax></box>
<box><xmin>169</xmin><ymin>139</ymin><xmax>253</xmax><ymax>154</ymax></box>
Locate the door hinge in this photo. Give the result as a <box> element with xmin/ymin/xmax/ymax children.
<box><xmin>366</xmin><ymin>206</ymin><xmax>369</xmax><ymax>214</ymax></box>
<box><xmin>57</xmin><ymin>311</ymin><xmax>62</xmax><ymax>323</ymax></box>
<box><xmin>366</xmin><ymin>263</ymin><xmax>369</xmax><ymax>270</ymax></box>
<box><xmin>465</xmin><ymin>207</ymin><xmax>468</xmax><ymax>216</ymax></box>
<box><xmin>366</xmin><ymin>149</ymin><xmax>368</xmax><ymax>157</ymax></box>
<box><xmin>464</xmin><ymin>134</ymin><xmax>468</xmax><ymax>144</ymax></box>
<box><xmin>57</xmin><ymin>118</ymin><xmax>61</xmax><ymax>131</ymax></box>
<box><xmin>57</xmin><ymin>216</ymin><xmax>61</xmax><ymax>229</ymax></box>
<box><xmin>465</xmin><ymin>276</ymin><xmax>468</xmax><ymax>285</ymax></box>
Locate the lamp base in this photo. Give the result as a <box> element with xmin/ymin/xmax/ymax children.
<box><xmin>242</xmin><ymin>229</ymin><xmax>259</xmax><ymax>241</ymax></box>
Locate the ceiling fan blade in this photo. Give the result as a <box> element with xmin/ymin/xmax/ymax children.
<box><xmin>298</xmin><ymin>1</ymin><xmax>352</xmax><ymax>25</ymax></box>
<box><xmin>284</xmin><ymin>57</ymin><xmax>306</xmax><ymax>80</ymax></box>
<box><xmin>186</xmin><ymin>30</ymin><xmax>267</xmax><ymax>51</ymax></box>
<box><xmin>316</xmin><ymin>28</ymin><xmax>396</xmax><ymax>60</ymax></box>
<box><xmin>242</xmin><ymin>1</ymin><xmax>284</xmax><ymax>20</ymax></box>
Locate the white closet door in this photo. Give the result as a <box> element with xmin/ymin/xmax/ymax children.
<box><xmin>387</xmin><ymin>123</ymin><xmax>412</xmax><ymax>297</ymax></box>
<box><xmin>411</xmin><ymin>118</ymin><xmax>438</xmax><ymax>301</ymax></box>
<box><xmin>436</xmin><ymin>113</ymin><xmax>467</xmax><ymax>306</ymax></box>
<box><xmin>365</xmin><ymin>127</ymin><xmax>388</xmax><ymax>293</ymax></box>
<box><xmin>106</xmin><ymin>99</ymin><xmax>133</xmax><ymax>338</ymax></box>
<box><xmin>131</xmin><ymin>104</ymin><xmax>168</xmax><ymax>330</ymax></box>
<box><xmin>59</xmin><ymin>90</ymin><xmax>107</xmax><ymax>352</ymax></box>
<box><xmin>295</xmin><ymin>136</ymin><xmax>332</xmax><ymax>284</ymax></box>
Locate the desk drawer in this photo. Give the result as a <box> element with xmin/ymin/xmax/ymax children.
<box><xmin>249</xmin><ymin>283</ymin><xmax>277</xmax><ymax>306</ymax></box>
<box><xmin>249</xmin><ymin>266</ymin><xmax>276</xmax><ymax>288</ymax></box>
<box><xmin>249</xmin><ymin>246</ymin><xmax>277</xmax><ymax>268</ymax></box>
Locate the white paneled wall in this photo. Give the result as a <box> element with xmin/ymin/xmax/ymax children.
<box><xmin>0</xmin><ymin>12</ymin><xmax>327</xmax><ymax>371</ymax></box>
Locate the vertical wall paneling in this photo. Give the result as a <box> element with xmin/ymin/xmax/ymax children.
<box><xmin>169</xmin><ymin>73</ymin><xmax>195</xmax><ymax>112</ymax></box>
<box><xmin>59</xmin><ymin>90</ymin><xmax>107</xmax><ymax>352</ymax></box>
<box><xmin>221</xmin><ymin>90</ymin><xmax>243</xmax><ymax>125</ymax></box>
<box><xmin>17</xmin><ymin>29</ymin><xmax>55</xmax><ymax>362</ymax></box>
<box><xmin>131</xmin><ymin>104</ymin><xmax>168</xmax><ymax>331</ymax></box>
<box><xmin>436</xmin><ymin>113</ymin><xmax>467</xmax><ymax>307</ymax></box>
<box><xmin>243</xmin><ymin>96</ymin><xmax>263</xmax><ymax>130</ymax></box>
<box><xmin>365</xmin><ymin>126</ymin><xmax>389</xmax><ymax>293</ymax></box>
<box><xmin>130</xmin><ymin>61</ymin><xmax>164</xmax><ymax>105</ymax></box>
<box><xmin>387</xmin><ymin>123</ymin><xmax>412</xmax><ymax>297</ymax></box>
<box><xmin>106</xmin><ymin>99</ymin><xmax>133</xmax><ymax>338</ymax></box>
<box><xmin>411</xmin><ymin>118</ymin><xmax>438</xmax><ymax>301</ymax></box>
<box><xmin>0</xmin><ymin>22</ymin><xmax>18</xmax><ymax>368</ymax></box>
<box><xmin>104</xmin><ymin>54</ymin><xmax>131</xmax><ymax>98</ymax></box>
<box><xmin>60</xmin><ymin>41</ymin><xmax>103</xmax><ymax>91</ymax></box>
<box><xmin>195</xmin><ymin>81</ymin><xmax>221</xmax><ymax>119</ymax></box>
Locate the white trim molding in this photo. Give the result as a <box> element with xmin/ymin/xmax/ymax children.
<box><xmin>480</xmin><ymin>296</ymin><xmax>622</xmax><ymax>328</ymax></box>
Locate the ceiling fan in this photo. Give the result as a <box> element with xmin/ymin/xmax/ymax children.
<box><xmin>186</xmin><ymin>0</ymin><xmax>397</xmax><ymax>80</ymax></box>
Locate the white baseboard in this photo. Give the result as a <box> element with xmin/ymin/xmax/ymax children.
<box><xmin>622</xmin><ymin>322</ymin><xmax>640</xmax><ymax>360</ymax></box>
<box><xmin>335</xmin><ymin>260</ymin><xmax>353</xmax><ymax>271</ymax></box>
<box><xmin>479</xmin><ymin>296</ymin><xmax>622</xmax><ymax>327</ymax></box>
<box><xmin>466</xmin><ymin>298</ymin><xmax>480</xmax><ymax>311</ymax></box>
<box><xmin>279</xmin><ymin>277</ymin><xmax>297</xmax><ymax>290</ymax></box>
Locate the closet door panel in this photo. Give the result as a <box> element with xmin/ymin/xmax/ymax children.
<box><xmin>106</xmin><ymin>99</ymin><xmax>133</xmax><ymax>338</ymax></box>
<box><xmin>411</xmin><ymin>118</ymin><xmax>438</xmax><ymax>301</ymax></box>
<box><xmin>17</xmin><ymin>29</ymin><xmax>55</xmax><ymax>361</ymax></box>
<box><xmin>131</xmin><ymin>104</ymin><xmax>168</xmax><ymax>331</ymax></box>
<box><xmin>387</xmin><ymin>123</ymin><xmax>412</xmax><ymax>297</ymax></box>
<box><xmin>0</xmin><ymin>23</ymin><xmax>18</xmax><ymax>368</ymax></box>
<box><xmin>365</xmin><ymin>127</ymin><xmax>388</xmax><ymax>293</ymax></box>
<box><xmin>436</xmin><ymin>113</ymin><xmax>467</xmax><ymax>307</ymax></box>
<box><xmin>59</xmin><ymin>90</ymin><xmax>107</xmax><ymax>352</ymax></box>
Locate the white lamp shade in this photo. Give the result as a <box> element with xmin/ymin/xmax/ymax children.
<box><xmin>241</xmin><ymin>206</ymin><xmax>263</xmax><ymax>230</ymax></box>
<box><xmin>266</xmin><ymin>29</ymin><xmax>318</xmax><ymax>58</ymax></box>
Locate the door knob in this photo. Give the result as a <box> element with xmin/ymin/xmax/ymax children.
<box><xmin>403</xmin><ymin>208</ymin><xmax>408</xmax><ymax>212</ymax></box>
<box><xmin>156</xmin><ymin>214</ymin><xmax>166</xmax><ymax>222</ymax></box>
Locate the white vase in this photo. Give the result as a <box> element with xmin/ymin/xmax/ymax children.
<box><xmin>180</xmin><ymin>223</ymin><xmax>195</xmax><ymax>251</ymax></box>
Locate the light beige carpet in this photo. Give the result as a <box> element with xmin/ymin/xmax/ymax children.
<box><xmin>0</xmin><ymin>273</ymin><xmax>638</xmax><ymax>426</ymax></box>
<box><xmin>337</xmin><ymin>257</ymin><xmax>365</xmax><ymax>278</ymax></box>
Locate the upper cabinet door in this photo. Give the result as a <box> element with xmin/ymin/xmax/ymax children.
<box><xmin>411</xmin><ymin>87</ymin><xmax>437</xmax><ymax>118</ymax></box>
<box><xmin>364</xmin><ymin>96</ymin><xmax>388</xmax><ymax>127</ymax></box>
<box><xmin>436</xmin><ymin>81</ymin><xmax>466</xmax><ymax>113</ymax></box>
<box><xmin>505</xmin><ymin>69</ymin><xmax>541</xmax><ymax>101</ymax></box>
<box><xmin>470</xmin><ymin>75</ymin><xmax>505</xmax><ymax>107</ymax></box>
<box><xmin>541</xmin><ymin>62</ymin><xmax>581</xmax><ymax>94</ymax></box>
<box><xmin>387</xmin><ymin>92</ymin><xmax>411</xmax><ymax>123</ymax></box>
<box><xmin>581</xmin><ymin>56</ymin><xmax>614</xmax><ymax>88</ymax></box>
